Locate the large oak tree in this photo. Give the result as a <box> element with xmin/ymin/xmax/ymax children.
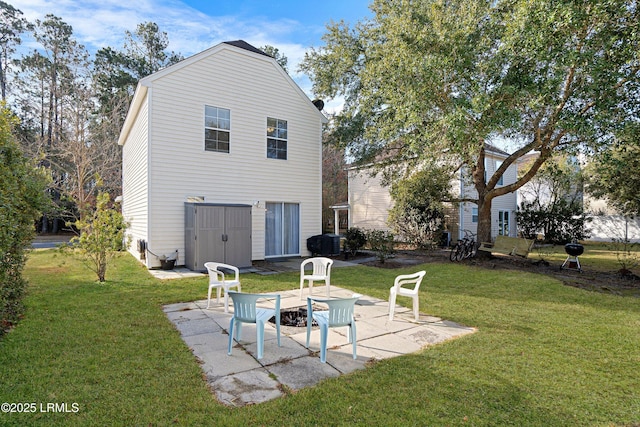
<box><xmin>300</xmin><ymin>0</ymin><xmax>640</xmax><ymax>244</ymax></box>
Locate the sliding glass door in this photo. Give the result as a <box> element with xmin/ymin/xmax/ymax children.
<box><xmin>265</xmin><ymin>202</ymin><xmax>300</xmax><ymax>257</ymax></box>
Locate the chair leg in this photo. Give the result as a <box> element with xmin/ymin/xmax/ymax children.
<box><xmin>306</xmin><ymin>298</ymin><xmax>313</xmax><ymax>348</ymax></box>
<box><xmin>223</xmin><ymin>288</ymin><xmax>229</xmax><ymax>313</ymax></box>
<box><xmin>413</xmin><ymin>297</ymin><xmax>419</xmax><ymax>322</ymax></box>
<box><xmin>326</xmin><ymin>279</ymin><xmax>330</xmax><ymax>297</ymax></box>
<box><xmin>256</xmin><ymin>320</ymin><xmax>264</xmax><ymax>360</ymax></box>
<box><xmin>351</xmin><ymin>321</ymin><xmax>357</xmax><ymax>360</ymax></box>
<box><xmin>216</xmin><ymin>288</ymin><xmax>222</xmax><ymax>304</ymax></box>
<box><xmin>300</xmin><ymin>278</ymin><xmax>305</xmax><ymax>300</ymax></box>
<box><xmin>207</xmin><ymin>286</ymin><xmax>212</xmax><ymax>309</ymax></box>
<box><xmin>388</xmin><ymin>290</ymin><xmax>397</xmax><ymax>321</ymax></box>
<box><xmin>236</xmin><ymin>322</ymin><xmax>242</xmax><ymax>341</ymax></box>
<box><xmin>227</xmin><ymin>319</ymin><xmax>235</xmax><ymax>355</ymax></box>
<box><xmin>319</xmin><ymin>324</ymin><xmax>328</xmax><ymax>363</ymax></box>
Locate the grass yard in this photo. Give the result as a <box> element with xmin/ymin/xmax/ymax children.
<box><xmin>1</xmin><ymin>249</ymin><xmax>639</xmax><ymax>426</ymax></box>
<box><xmin>529</xmin><ymin>241</ymin><xmax>637</xmax><ymax>272</ymax></box>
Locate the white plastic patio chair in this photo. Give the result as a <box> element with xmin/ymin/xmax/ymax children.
<box><xmin>299</xmin><ymin>257</ymin><xmax>333</xmax><ymax>299</ymax></box>
<box><xmin>388</xmin><ymin>270</ymin><xmax>426</xmax><ymax>322</ymax></box>
<box><xmin>204</xmin><ymin>262</ymin><xmax>241</xmax><ymax>313</ymax></box>
<box><xmin>227</xmin><ymin>292</ymin><xmax>281</xmax><ymax>360</ymax></box>
<box><xmin>305</xmin><ymin>295</ymin><xmax>359</xmax><ymax>363</ymax></box>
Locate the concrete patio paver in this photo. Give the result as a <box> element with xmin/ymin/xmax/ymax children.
<box><xmin>268</xmin><ymin>356</ymin><xmax>342</xmax><ymax>390</ymax></box>
<box><xmin>163</xmin><ymin>285</ymin><xmax>476</xmax><ymax>407</ymax></box>
<box><xmin>211</xmin><ymin>368</ymin><xmax>284</xmax><ymax>406</ymax></box>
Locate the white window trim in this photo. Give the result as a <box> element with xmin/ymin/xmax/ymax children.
<box><xmin>266</xmin><ymin>117</ymin><xmax>287</xmax><ymax>160</ymax></box>
<box><xmin>204</xmin><ymin>105</ymin><xmax>231</xmax><ymax>153</ymax></box>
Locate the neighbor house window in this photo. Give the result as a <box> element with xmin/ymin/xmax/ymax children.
<box><xmin>267</xmin><ymin>117</ymin><xmax>287</xmax><ymax>160</ymax></box>
<box><xmin>204</xmin><ymin>106</ymin><xmax>230</xmax><ymax>153</ymax></box>
<box><xmin>496</xmin><ymin>160</ymin><xmax>504</xmax><ymax>185</ymax></box>
<box><xmin>472</xmin><ymin>207</ymin><xmax>478</xmax><ymax>223</ymax></box>
<box><xmin>499</xmin><ymin>210</ymin><xmax>510</xmax><ymax>236</ymax></box>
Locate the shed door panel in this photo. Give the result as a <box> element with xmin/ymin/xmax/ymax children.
<box><xmin>224</xmin><ymin>207</ymin><xmax>251</xmax><ymax>268</ymax></box>
<box><xmin>184</xmin><ymin>204</ymin><xmax>196</xmax><ymax>270</ymax></box>
<box><xmin>196</xmin><ymin>206</ymin><xmax>225</xmax><ymax>270</ymax></box>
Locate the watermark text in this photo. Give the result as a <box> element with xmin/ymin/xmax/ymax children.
<box><xmin>1</xmin><ymin>402</ymin><xmax>79</xmax><ymax>414</ymax></box>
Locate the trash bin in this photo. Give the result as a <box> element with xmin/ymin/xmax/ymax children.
<box><xmin>160</xmin><ymin>258</ymin><xmax>176</xmax><ymax>270</ymax></box>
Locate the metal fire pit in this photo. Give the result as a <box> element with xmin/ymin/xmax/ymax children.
<box><xmin>269</xmin><ymin>308</ymin><xmax>318</xmax><ymax>328</ymax></box>
<box><xmin>561</xmin><ymin>243</ymin><xmax>584</xmax><ymax>272</ymax></box>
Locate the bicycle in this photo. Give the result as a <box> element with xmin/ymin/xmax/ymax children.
<box><xmin>449</xmin><ymin>230</ymin><xmax>477</xmax><ymax>262</ymax></box>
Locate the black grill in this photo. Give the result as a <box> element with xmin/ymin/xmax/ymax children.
<box><xmin>306</xmin><ymin>234</ymin><xmax>340</xmax><ymax>256</ymax></box>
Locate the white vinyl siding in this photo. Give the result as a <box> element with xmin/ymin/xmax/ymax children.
<box><xmin>121</xmin><ymin>97</ymin><xmax>149</xmax><ymax>261</ymax></box>
<box><xmin>121</xmin><ymin>44</ymin><xmax>323</xmax><ymax>264</ymax></box>
<box><xmin>348</xmin><ymin>169</ymin><xmax>393</xmax><ymax>231</ymax></box>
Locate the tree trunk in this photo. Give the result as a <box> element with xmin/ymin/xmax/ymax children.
<box><xmin>476</xmin><ymin>196</ymin><xmax>493</xmax><ymax>256</ymax></box>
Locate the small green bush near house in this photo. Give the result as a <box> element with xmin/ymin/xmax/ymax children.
<box><xmin>365</xmin><ymin>228</ymin><xmax>396</xmax><ymax>263</ymax></box>
<box><xmin>343</xmin><ymin>227</ymin><xmax>367</xmax><ymax>256</ymax></box>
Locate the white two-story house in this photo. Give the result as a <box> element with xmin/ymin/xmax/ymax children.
<box><xmin>347</xmin><ymin>144</ymin><xmax>518</xmax><ymax>243</ymax></box>
<box><xmin>118</xmin><ymin>40</ymin><xmax>327</xmax><ymax>270</ymax></box>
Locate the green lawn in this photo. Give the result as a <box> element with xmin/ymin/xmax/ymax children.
<box><xmin>529</xmin><ymin>241</ymin><xmax>637</xmax><ymax>272</ymax></box>
<box><xmin>1</xmin><ymin>249</ymin><xmax>639</xmax><ymax>426</ymax></box>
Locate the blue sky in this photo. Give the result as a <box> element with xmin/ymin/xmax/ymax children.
<box><xmin>15</xmin><ymin>0</ymin><xmax>372</xmax><ymax>102</ymax></box>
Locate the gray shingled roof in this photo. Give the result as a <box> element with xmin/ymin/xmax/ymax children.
<box><xmin>485</xmin><ymin>142</ymin><xmax>510</xmax><ymax>157</ymax></box>
<box><xmin>223</xmin><ymin>40</ymin><xmax>272</xmax><ymax>58</ymax></box>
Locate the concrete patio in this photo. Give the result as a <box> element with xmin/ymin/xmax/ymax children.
<box><xmin>164</xmin><ymin>285</ymin><xmax>476</xmax><ymax>407</ymax></box>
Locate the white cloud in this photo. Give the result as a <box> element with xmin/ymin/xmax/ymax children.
<box><xmin>16</xmin><ymin>0</ymin><xmax>310</xmax><ymax>55</ymax></box>
<box><xmin>13</xmin><ymin>0</ymin><xmax>331</xmax><ymax>99</ymax></box>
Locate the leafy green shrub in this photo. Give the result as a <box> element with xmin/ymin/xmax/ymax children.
<box><xmin>388</xmin><ymin>168</ymin><xmax>449</xmax><ymax>248</ymax></box>
<box><xmin>68</xmin><ymin>192</ymin><xmax>130</xmax><ymax>282</ymax></box>
<box><xmin>517</xmin><ymin>199</ymin><xmax>591</xmax><ymax>244</ymax></box>
<box><xmin>0</xmin><ymin>106</ymin><xmax>50</xmax><ymax>336</ymax></box>
<box><xmin>343</xmin><ymin>227</ymin><xmax>366</xmax><ymax>256</ymax></box>
<box><xmin>365</xmin><ymin>229</ymin><xmax>395</xmax><ymax>263</ymax></box>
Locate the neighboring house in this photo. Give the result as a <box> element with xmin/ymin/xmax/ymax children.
<box><xmin>516</xmin><ymin>151</ymin><xmax>583</xmax><ymax>209</ymax></box>
<box><xmin>585</xmin><ymin>209</ymin><xmax>640</xmax><ymax>243</ymax></box>
<box><xmin>518</xmin><ymin>152</ymin><xmax>640</xmax><ymax>242</ymax></box>
<box><xmin>583</xmin><ymin>168</ymin><xmax>640</xmax><ymax>243</ymax></box>
<box><xmin>347</xmin><ymin>144</ymin><xmax>519</xmax><ymax>242</ymax></box>
<box><xmin>118</xmin><ymin>40</ymin><xmax>327</xmax><ymax>270</ymax></box>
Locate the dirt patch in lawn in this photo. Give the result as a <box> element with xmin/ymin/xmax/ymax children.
<box><xmin>353</xmin><ymin>249</ymin><xmax>640</xmax><ymax>297</ymax></box>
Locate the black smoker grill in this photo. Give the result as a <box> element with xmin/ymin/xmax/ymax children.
<box><xmin>561</xmin><ymin>243</ymin><xmax>584</xmax><ymax>272</ymax></box>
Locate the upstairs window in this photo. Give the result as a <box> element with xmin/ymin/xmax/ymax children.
<box><xmin>267</xmin><ymin>117</ymin><xmax>287</xmax><ymax>160</ymax></box>
<box><xmin>205</xmin><ymin>106</ymin><xmax>230</xmax><ymax>153</ymax></box>
<box><xmin>496</xmin><ymin>160</ymin><xmax>504</xmax><ymax>185</ymax></box>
